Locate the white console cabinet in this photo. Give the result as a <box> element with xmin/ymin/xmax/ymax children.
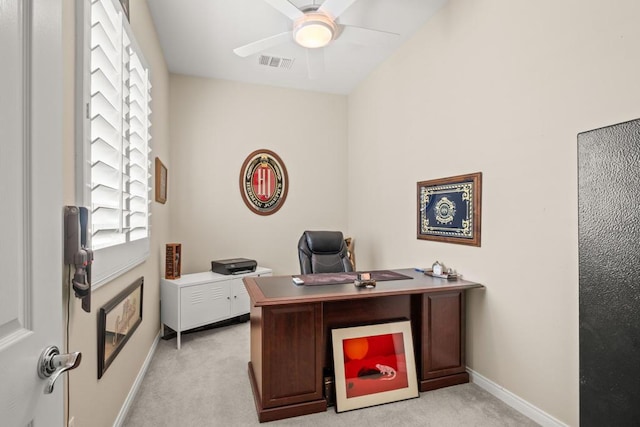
<box><xmin>160</xmin><ymin>267</ymin><xmax>271</xmax><ymax>349</ymax></box>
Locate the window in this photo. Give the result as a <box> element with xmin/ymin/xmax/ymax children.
<box><xmin>77</xmin><ymin>0</ymin><xmax>152</xmax><ymax>287</ymax></box>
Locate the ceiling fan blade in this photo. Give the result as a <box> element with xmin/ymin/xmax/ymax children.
<box><xmin>264</xmin><ymin>0</ymin><xmax>304</xmax><ymax>21</ymax></box>
<box><xmin>339</xmin><ymin>25</ymin><xmax>399</xmax><ymax>46</ymax></box>
<box><xmin>306</xmin><ymin>48</ymin><xmax>325</xmax><ymax>80</ymax></box>
<box><xmin>233</xmin><ymin>31</ymin><xmax>292</xmax><ymax>57</ymax></box>
<box><xmin>318</xmin><ymin>0</ymin><xmax>358</xmax><ymax>19</ymax></box>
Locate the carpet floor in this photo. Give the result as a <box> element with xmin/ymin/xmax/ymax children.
<box><xmin>123</xmin><ymin>321</ymin><xmax>539</xmax><ymax>427</ymax></box>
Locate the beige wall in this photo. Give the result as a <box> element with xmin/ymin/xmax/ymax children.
<box><xmin>347</xmin><ymin>0</ymin><xmax>640</xmax><ymax>425</ymax></box>
<box><xmin>61</xmin><ymin>0</ymin><xmax>640</xmax><ymax>425</ymax></box>
<box><xmin>62</xmin><ymin>1</ymin><xmax>170</xmax><ymax>426</ymax></box>
<box><xmin>168</xmin><ymin>76</ymin><xmax>348</xmax><ymax>275</ymax></box>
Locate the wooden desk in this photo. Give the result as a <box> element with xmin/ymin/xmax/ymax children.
<box><xmin>243</xmin><ymin>269</ymin><xmax>483</xmax><ymax>422</ymax></box>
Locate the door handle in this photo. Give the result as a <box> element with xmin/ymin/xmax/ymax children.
<box><xmin>37</xmin><ymin>345</ymin><xmax>82</xmax><ymax>394</ymax></box>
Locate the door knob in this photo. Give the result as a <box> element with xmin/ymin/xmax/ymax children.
<box><xmin>37</xmin><ymin>345</ymin><xmax>82</xmax><ymax>394</ymax></box>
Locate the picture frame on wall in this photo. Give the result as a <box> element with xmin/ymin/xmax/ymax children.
<box><xmin>239</xmin><ymin>149</ymin><xmax>289</xmax><ymax>216</ymax></box>
<box><xmin>155</xmin><ymin>157</ymin><xmax>167</xmax><ymax>204</ymax></box>
<box><xmin>417</xmin><ymin>172</ymin><xmax>482</xmax><ymax>246</ymax></box>
<box><xmin>331</xmin><ymin>321</ymin><xmax>419</xmax><ymax>413</ymax></box>
<box><xmin>97</xmin><ymin>277</ymin><xmax>143</xmax><ymax>379</ymax></box>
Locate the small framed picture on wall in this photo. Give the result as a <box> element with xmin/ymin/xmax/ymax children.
<box><xmin>155</xmin><ymin>157</ymin><xmax>167</xmax><ymax>204</ymax></box>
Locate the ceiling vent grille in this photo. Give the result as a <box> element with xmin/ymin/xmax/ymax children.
<box><xmin>258</xmin><ymin>55</ymin><xmax>295</xmax><ymax>69</ymax></box>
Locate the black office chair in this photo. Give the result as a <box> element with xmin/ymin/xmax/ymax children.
<box><xmin>298</xmin><ymin>230</ymin><xmax>354</xmax><ymax>275</ymax></box>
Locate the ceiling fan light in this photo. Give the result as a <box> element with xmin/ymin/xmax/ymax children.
<box><xmin>293</xmin><ymin>13</ymin><xmax>336</xmax><ymax>48</ymax></box>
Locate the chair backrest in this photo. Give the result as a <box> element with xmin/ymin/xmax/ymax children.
<box><xmin>297</xmin><ymin>230</ymin><xmax>354</xmax><ymax>275</ymax></box>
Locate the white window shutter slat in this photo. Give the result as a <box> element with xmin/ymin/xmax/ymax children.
<box><xmin>91</xmin><ymin>0</ymin><xmax>120</xmax><ymax>36</ymax></box>
<box><xmin>80</xmin><ymin>0</ymin><xmax>151</xmax><ymax>278</ymax></box>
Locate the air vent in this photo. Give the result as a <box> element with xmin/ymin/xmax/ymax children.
<box><xmin>258</xmin><ymin>55</ymin><xmax>295</xmax><ymax>69</ymax></box>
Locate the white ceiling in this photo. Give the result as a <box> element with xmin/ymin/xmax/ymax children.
<box><xmin>147</xmin><ymin>0</ymin><xmax>447</xmax><ymax>94</ymax></box>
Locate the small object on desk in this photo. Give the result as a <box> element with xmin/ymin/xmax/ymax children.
<box><xmin>424</xmin><ymin>269</ymin><xmax>460</xmax><ymax>280</ymax></box>
<box><xmin>292</xmin><ymin>277</ymin><xmax>304</xmax><ymax>286</ymax></box>
<box><xmin>354</xmin><ymin>272</ymin><xmax>376</xmax><ymax>288</ymax></box>
<box><xmin>432</xmin><ymin>261</ymin><xmax>443</xmax><ymax>276</ymax></box>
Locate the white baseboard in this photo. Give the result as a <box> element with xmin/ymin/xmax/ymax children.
<box><xmin>113</xmin><ymin>331</ymin><xmax>161</xmax><ymax>427</ymax></box>
<box><xmin>467</xmin><ymin>368</ymin><xmax>568</xmax><ymax>427</ymax></box>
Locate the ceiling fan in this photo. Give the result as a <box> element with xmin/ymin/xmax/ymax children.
<box><xmin>233</xmin><ymin>0</ymin><xmax>398</xmax><ymax>78</ymax></box>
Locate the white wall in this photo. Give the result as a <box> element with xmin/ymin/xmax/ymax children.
<box><xmin>63</xmin><ymin>1</ymin><xmax>171</xmax><ymax>426</ymax></box>
<box><xmin>347</xmin><ymin>0</ymin><xmax>640</xmax><ymax>425</ymax></box>
<box><xmin>169</xmin><ymin>76</ymin><xmax>348</xmax><ymax>275</ymax></box>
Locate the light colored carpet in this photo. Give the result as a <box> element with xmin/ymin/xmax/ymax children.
<box><xmin>123</xmin><ymin>322</ymin><xmax>539</xmax><ymax>426</ymax></box>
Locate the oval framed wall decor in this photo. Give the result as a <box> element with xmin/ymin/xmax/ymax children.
<box><xmin>239</xmin><ymin>149</ymin><xmax>289</xmax><ymax>216</ymax></box>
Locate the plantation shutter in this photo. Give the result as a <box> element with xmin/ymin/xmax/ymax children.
<box><xmin>127</xmin><ymin>47</ymin><xmax>151</xmax><ymax>242</ymax></box>
<box><xmin>79</xmin><ymin>0</ymin><xmax>152</xmax><ymax>287</ymax></box>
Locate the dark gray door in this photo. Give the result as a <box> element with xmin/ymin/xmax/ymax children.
<box><xmin>578</xmin><ymin>119</ymin><xmax>640</xmax><ymax>426</ymax></box>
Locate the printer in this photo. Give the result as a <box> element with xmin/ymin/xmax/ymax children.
<box><xmin>211</xmin><ymin>258</ymin><xmax>257</xmax><ymax>275</ymax></box>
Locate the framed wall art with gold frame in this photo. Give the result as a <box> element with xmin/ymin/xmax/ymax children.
<box><xmin>417</xmin><ymin>172</ymin><xmax>482</xmax><ymax>246</ymax></box>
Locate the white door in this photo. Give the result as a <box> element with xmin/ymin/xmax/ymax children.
<box><xmin>0</xmin><ymin>0</ymin><xmax>64</xmax><ymax>425</ymax></box>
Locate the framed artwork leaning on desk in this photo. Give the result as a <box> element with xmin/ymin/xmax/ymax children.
<box><xmin>331</xmin><ymin>320</ymin><xmax>419</xmax><ymax>413</ymax></box>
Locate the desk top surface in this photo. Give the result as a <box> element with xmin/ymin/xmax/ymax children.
<box><xmin>244</xmin><ymin>268</ymin><xmax>484</xmax><ymax>306</ymax></box>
